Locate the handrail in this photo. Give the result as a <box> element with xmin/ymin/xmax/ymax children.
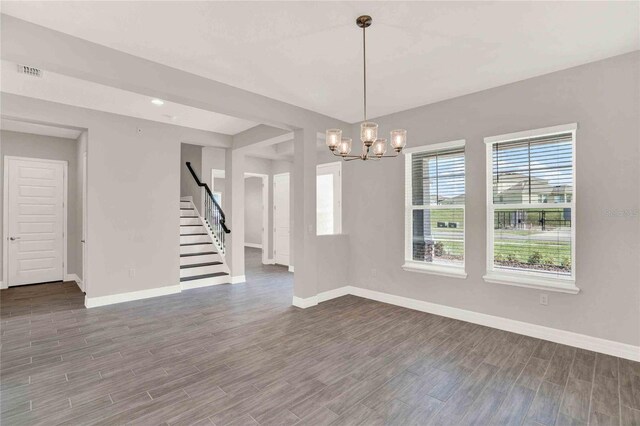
<box><xmin>185</xmin><ymin>162</ymin><xmax>230</xmax><ymax>234</ymax></box>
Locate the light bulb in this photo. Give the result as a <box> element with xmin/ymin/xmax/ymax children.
<box><xmin>360</xmin><ymin>122</ymin><xmax>378</xmax><ymax>145</ymax></box>
<box><xmin>326</xmin><ymin>129</ymin><xmax>342</xmax><ymax>150</ymax></box>
<box><xmin>337</xmin><ymin>137</ymin><xmax>352</xmax><ymax>155</ymax></box>
<box><xmin>390</xmin><ymin>129</ymin><xmax>407</xmax><ymax>151</ymax></box>
<box><xmin>372</xmin><ymin>139</ymin><xmax>387</xmax><ymax>157</ymax></box>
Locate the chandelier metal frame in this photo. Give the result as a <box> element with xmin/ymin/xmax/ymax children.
<box><xmin>325</xmin><ymin>15</ymin><xmax>407</xmax><ymax>161</ymax></box>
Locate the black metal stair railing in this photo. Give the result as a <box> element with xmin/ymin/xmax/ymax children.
<box><xmin>185</xmin><ymin>162</ymin><xmax>230</xmax><ymax>253</ymax></box>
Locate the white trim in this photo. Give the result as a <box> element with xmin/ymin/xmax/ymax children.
<box><xmin>211</xmin><ymin>169</ymin><xmax>225</xmax><ymax>179</ymax></box>
<box><xmin>230</xmin><ymin>275</ymin><xmax>246</xmax><ymax>284</ymax></box>
<box><xmin>181</xmin><ymin>275</ymin><xmax>229</xmax><ymax>290</ymax></box>
<box><xmin>85</xmin><ymin>285</ymin><xmax>181</xmax><ymax>308</ymax></box>
<box><xmin>317</xmin><ymin>286</ymin><xmax>350</xmax><ymax>303</ymax></box>
<box><xmin>3</xmin><ymin>156</ymin><xmax>68</xmax><ymax>288</ymax></box>
<box><xmin>64</xmin><ymin>273</ymin><xmax>83</xmax><ymax>290</ymax></box>
<box><xmin>292</xmin><ymin>295</ymin><xmax>318</xmax><ymax>309</ymax></box>
<box><xmin>402</xmin><ymin>262</ymin><xmax>467</xmax><ymax>279</ymax></box>
<box><xmin>288</xmin><ymin>265</ymin><xmax>294</xmax><ymax>272</ymax></box>
<box><xmin>0</xmin><ymin>281</ymin><xmax>6</xmax><ymax>290</ymax></box>
<box><xmin>403</xmin><ymin>139</ymin><xmax>466</xmax><ymax>154</ymax></box>
<box><xmin>263</xmin><ymin>258</ymin><xmax>275</xmax><ymax>265</ymax></box>
<box><xmin>484</xmin><ymin>123</ymin><xmax>578</xmax><ymax>145</ymax></box>
<box><xmin>485</xmin><ymin>124</ymin><xmax>577</xmax><ymax>291</ymax></box>
<box><xmin>311</xmin><ymin>286</ymin><xmax>640</xmax><ymax>361</ymax></box>
<box><xmin>288</xmin><ymin>287</ymin><xmax>350</xmax><ymax>309</ymax></box>
<box><xmin>484</xmin><ymin>272</ymin><xmax>579</xmax><ymax>294</ymax></box>
<box><xmin>245</xmin><ymin>243</ymin><xmax>263</xmax><ymax>249</ymax></box>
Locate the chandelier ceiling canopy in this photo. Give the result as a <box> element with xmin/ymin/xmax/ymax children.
<box><xmin>326</xmin><ymin>15</ymin><xmax>407</xmax><ymax>161</ymax></box>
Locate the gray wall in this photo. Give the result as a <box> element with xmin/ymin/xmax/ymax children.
<box><xmin>0</xmin><ymin>130</ymin><xmax>80</xmax><ymax>280</ymax></box>
<box><xmin>2</xmin><ymin>93</ymin><xmax>229</xmax><ymax>299</ymax></box>
<box><xmin>244</xmin><ymin>176</ymin><xmax>263</xmax><ymax>246</ymax></box>
<box><xmin>344</xmin><ymin>52</ymin><xmax>640</xmax><ymax>346</ymax></box>
<box><xmin>180</xmin><ymin>143</ymin><xmax>203</xmax><ymax>212</ymax></box>
<box><xmin>201</xmin><ymin>146</ymin><xmax>294</xmax><ymax>262</ymax></box>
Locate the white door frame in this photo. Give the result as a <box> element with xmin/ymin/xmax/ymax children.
<box><xmin>2</xmin><ymin>156</ymin><xmax>68</xmax><ymax>288</ymax></box>
<box><xmin>81</xmin><ymin>151</ymin><xmax>87</xmax><ymax>293</ymax></box>
<box><xmin>273</xmin><ymin>172</ymin><xmax>291</xmax><ymax>267</ymax></box>
<box><xmin>244</xmin><ymin>172</ymin><xmax>269</xmax><ymax>265</ymax></box>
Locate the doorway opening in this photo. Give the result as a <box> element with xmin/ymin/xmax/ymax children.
<box><xmin>244</xmin><ymin>173</ymin><xmax>269</xmax><ymax>265</ymax></box>
<box><xmin>1</xmin><ymin>118</ymin><xmax>87</xmax><ymax>292</ymax></box>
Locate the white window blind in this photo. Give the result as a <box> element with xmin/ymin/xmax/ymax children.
<box><xmin>486</xmin><ymin>125</ymin><xmax>576</xmax><ymax>286</ymax></box>
<box><xmin>405</xmin><ymin>142</ymin><xmax>465</xmax><ymax>272</ymax></box>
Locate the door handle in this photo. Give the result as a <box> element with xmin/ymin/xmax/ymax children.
<box><xmin>81</xmin><ymin>240</ymin><xmax>86</xmax><ymax>243</ymax></box>
<box><xmin>9</xmin><ymin>237</ymin><xmax>20</xmax><ymax>241</ymax></box>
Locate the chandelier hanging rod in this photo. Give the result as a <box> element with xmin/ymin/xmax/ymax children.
<box><xmin>325</xmin><ymin>15</ymin><xmax>407</xmax><ymax>161</ymax></box>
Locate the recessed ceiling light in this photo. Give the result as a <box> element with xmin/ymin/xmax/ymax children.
<box><xmin>151</xmin><ymin>98</ymin><xmax>164</xmax><ymax>106</ymax></box>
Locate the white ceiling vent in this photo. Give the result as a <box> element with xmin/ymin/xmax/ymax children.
<box><xmin>17</xmin><ymin>64</ymin><xmax>43</xmax><ymax>78</ymax></box>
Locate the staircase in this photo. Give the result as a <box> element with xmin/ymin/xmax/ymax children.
<box><xmin>180</xmin><ymin>163</ymin><xmax>232</xmax><ymax>289</ymax></box>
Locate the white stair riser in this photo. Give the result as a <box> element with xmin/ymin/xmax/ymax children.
<box><xmin>180</xmin><ymin>201</ymin><xmax>192</xmax><ymax>209</ymax></box>
<box><xmin>180</xmin><ymin>217</ymin><xmax>201</xmax><ymax>226</ymax></box>
<box><xmin>180</xmin><ymin>254</ymin><xmax>221</xmax><ymax>266</ymax></box>
<box><xmin>181</xmin><ymin>275</ymin><xmax>230</xmax><ymax>290</ymax></box>
<box><xmin>180</xmin><ymin>234</ymin><xmax>211</xmax><ymax>245</ymax></box>
<box><xmin>180</xmin><ymin>244</ymin><xmax>215</xmax><ymax>255</ymax></box>
<box><xmin>180</xmin><ymin>211</ymin><xmax>197</xmax><ymax>218</ymax></box>
<box><xmin>180</xmin><ymin>226</ymin><xmax>206</xmax><ymax>235</ymax></box>
<box><xmin>180</xmin><ymin>264</ymin><xmax>227</xmax><ymax>278</ymax></box>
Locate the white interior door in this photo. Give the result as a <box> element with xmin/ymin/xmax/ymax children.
<box><xmin>273</xmin><ymin>173</ymin><xmax>290</xmax><ymax>266</ymax></box>
<box><xmin>5</xmin><ymin>157</ymin><xmax>66</xmax><ymax>286</ymax></box>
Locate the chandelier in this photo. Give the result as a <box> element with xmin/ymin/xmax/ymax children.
<box><xmin>325</xmin><ymin>15</ymin><xmax>407</xmax><ymax>161</ymax></box>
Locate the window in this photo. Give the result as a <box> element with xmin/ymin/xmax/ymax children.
<box><xmin>484</xmin><ymin>123</ymin><xmax>578</xmax><ymax>294</ymax></box>
<box><xmin>403</xmin><ymin>140</ymin><xmax>466</xmax><ymax>278</ymax></box>
<box><xmin>316</xmin><ymin>162</ymin><xmax>342</xmax><ymax>235</ymax></box>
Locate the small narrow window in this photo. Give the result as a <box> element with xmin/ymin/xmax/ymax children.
<box><xmin>316</xmin><ymin>162</ymin><xmax>342</xmax><ymax>235</ymax></box>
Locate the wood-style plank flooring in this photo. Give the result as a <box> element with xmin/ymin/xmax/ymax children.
<box><xmin>2</xmin><ymin>248</ymin><xmax>639</xmax><ymax>425</ymax></box>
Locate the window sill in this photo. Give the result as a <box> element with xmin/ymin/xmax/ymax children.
<box><xmin>483</xmin><ymin>272</ymin><xmax>579</xmax><ymax>294</ymax></box>
<box><xmin>402</xmin><ymin>262</ymin><xmax>467</xmax><ymax>279</ymax></box>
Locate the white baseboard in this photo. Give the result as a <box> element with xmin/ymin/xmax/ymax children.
<box><xmin>64</xmin><ymin>274</ymin><xmax>82</xmax><ymax>288</ymax></box>
<box><xmin>263</xmin><ymin>258</ymin><xmax>275</xmax><ymax>265</ymax></box>
<box><xmin>307</xmin><ymin>285</ymin><xmax>640</xmax><ymax>362</ymax></box>
<box><xmin>0</xmin><ymin>281</ymin><xmax>6</xmax><ymax>290</ymax></box>
<box><xmin>85</xmin><ymin>285</ymin><xmax>181</xmax><ymax>308</ymax></box>
<box><xmin>230</xmin><ymin>275</ymin><xmax>246</xmax><ymax>284</ymax></box>
<box><xmin>288</xmin><ymin>265</ymin><xmax>295</xmax><ymax>272</ymax></box>
<box><xmin>245</xmin><ymin>243</ymin><xmax>263</xmax><ymax>249</ymax></box>
<box><xmin>292</xmin><ymin>286</ymin><xmax>350</xmax><ymax>309</ymax></box>
<box><xmin>292</xmin><ymin>295</ymin><xmax>318</xmax><ymax>309</ymax></box>
<box><xmin>181</xmin><ymin>275</ymin><xmax>230</xmax><ymax>290</ymax></box>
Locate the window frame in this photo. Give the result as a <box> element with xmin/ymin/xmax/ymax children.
<box><xmin>483</xmin><ymin>123</ymin><xmax>579</xmax><ymax>294</ymax></box>
<box><xmin>402</xmin><ymin>140</ymin><xmax>467</xmax><ymax>279</ymax></box>
<box><xmin>316</xmin><ymin>161</ymin><xmax>342</xmax><ymax>236</ymax></box>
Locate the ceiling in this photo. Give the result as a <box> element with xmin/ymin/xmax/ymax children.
<box><xmin>2</xmin><ymin>1</ymin><xmax>639</xmax><ymax>123</ymax></box>
<box><xmin>1</xmin><ymin>60</ymin><xmax>257</xmax><ymax>135</ymax></box>
<box><xmin>1</xmin><ymin>117</ymin><xmax>83</xmax><ymax>139</ymax></box>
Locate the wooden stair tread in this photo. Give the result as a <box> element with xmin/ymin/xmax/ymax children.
<box><xmin>180</xmin><ymin>272</ymin><xmax>229</xmax><ymax>282</ymax></box>
<box><xmin>180</xmin><ymin>261</ymin><xmax>223</xmax><ymax>269</ymax></box>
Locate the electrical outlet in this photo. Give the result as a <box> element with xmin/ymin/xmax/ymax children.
<box><xmin>540</xmin><ymin>294</ymin><xmax>548</xmax><ymax>306</ymax></box>
<box><xmin>129</xmin><ymin>268</ymin><xmax>136</xmax><ymax>278</ymax></box>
